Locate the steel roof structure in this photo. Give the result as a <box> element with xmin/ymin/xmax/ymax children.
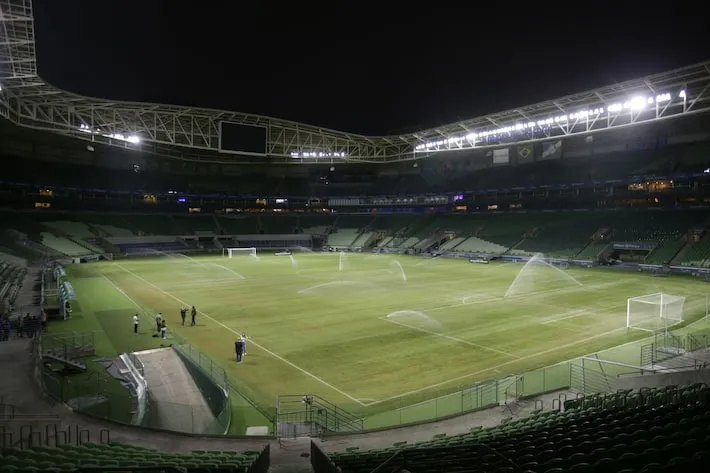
<box><xmin>1</xmin><ymin>0</ymin><xmax>710</xmax><ymax>164</ymax></box>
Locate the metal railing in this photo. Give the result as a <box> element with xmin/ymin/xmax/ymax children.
<box><xmin>277</xmin><ymin>394</ymin><xmax>363</xmax><ymax>437</ymax></box>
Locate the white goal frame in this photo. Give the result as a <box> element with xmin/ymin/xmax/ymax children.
<box><xmin>222</xmin><ymin>247</ymin><xmax>258</xmax><ymax>258</ymax></box>
<box><xmin>626</xmin><ymin>292</ymin><xmax>685</xmax><ymax>333</ymax></box>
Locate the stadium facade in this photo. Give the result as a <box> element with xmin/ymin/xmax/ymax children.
<box><xmin>3</xmin><ymin>3</ymin><xmax>710</xmax><ymax>473</ymax></box>
<box><xmin>1</xmin><ymin>0</ymin><xmax>710</xmax><ymax>164</ymax></box>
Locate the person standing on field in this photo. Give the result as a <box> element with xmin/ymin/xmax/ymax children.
<box><xmin>160</xmin><ymin>320</ymin><xmax>167</xmax><ymax>340</ymax></box>
<box><xmin>235</xmin><ymin>336</ymin><xmax>244</xmax><ymax>363</ymax></box>
<box><xmin>190</xmin><ymin>306</ymin><xmax>197</xmax><ymax>326</ymax></box>
<box><xmin>155</xmin><ymin>313</ymin><xmax>163</xmax><ymax>333</ymax></box>
<box><xmin>133</xmin><ymin>313</ymin><xmax>139</xmax><ymax>334</ymax></box>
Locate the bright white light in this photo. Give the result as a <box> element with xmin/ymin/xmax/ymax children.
<box><xmin>627</xmin><ymin>96</ymin><xmax>646</xmax><ymax>110</ymax></box>
<box><xmin>414</xmin><ymin>88</ymin><xmax>682</xmax><ymax>152</ymax></box>
<box><xmin>291</xmin><ymin>151</ymin><xmax>347</xmax><ymax>158</ymax></box>
<box><xmin>106</xmin><ymin>133</ymin><xmax>140</xmax><ymax>143</ymax></box>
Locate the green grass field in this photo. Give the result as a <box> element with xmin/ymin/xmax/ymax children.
<box><xmin>56</xmin><ymin>252</ymin><xmax>710</xmax><ymax>431</ymax></box>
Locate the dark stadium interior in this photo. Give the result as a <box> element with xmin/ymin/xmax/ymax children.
<box><xmin>2</xmin><ymin>116</ymin><xmax>710</xmax><ymax>201</ymax></box>
<box><xmin>4</xmin><ymin>2</ymin><xmax>710</xmax><ymax>473</ymax></box>
<box><xmin>5</xmin><ymin>92</ymin><xmax>710</xmax><ymax>473</ymax></box>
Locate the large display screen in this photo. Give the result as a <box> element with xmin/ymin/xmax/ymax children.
<box><xmin>219</xmin><ymin>122</ymin><xmax>267</xmax><ymax>156</ymax></box>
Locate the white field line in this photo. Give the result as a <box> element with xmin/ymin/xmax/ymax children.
<box><xmin>423</xmin><ymin>281</ymin><xmax>620</xmax><ymax>314</ymax></box>
<box><xmin>382</xmin><ymin>317</ymin><xmax>518</xmax><ymax>359</ymax></box>
<box><xmin>159</xmin><ymin>278</ymin><xmax>246</xmax><ymax>289</ymax></box>
<box><xmin>113</xmin><ymin>263</ymin><xmax>366</xmax><ymax>407</ymax></box>
<box><xmin>210</xmin><ymin>263</ymin><xmax>246</xmax><ymax>280</ymax></box>
<box><xmin>387</xmin><ymin>326</ymin><xmax>651</xmax><ymax>412</ymax></box>
<box><xmin>363</xmin><ymin>325</ymin><xmax>627</xmax><ymax>406</ymax></box>
<box><xmin>541</xmin><ymin>309</ymin><xmax>593</xmax><ymax>325</ymax></box>
<box><xmin>101</xmin><ymin>274</ymin><xmax>156</xmax><ymax>327</ymax></box>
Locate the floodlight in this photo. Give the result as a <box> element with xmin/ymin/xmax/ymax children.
<box><xmin>414</xmin><ymin>89</ymin><xmax>681</xmax><ymax>153</ymax></box>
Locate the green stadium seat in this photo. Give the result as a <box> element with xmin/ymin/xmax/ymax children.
<box><xmin>0</xmin><ymin>442</ymin><xmax>267</xmax><ymax>473</ymax></box>
<box><xmin>327</xmin><ymin>384</ymin><xmax>710</xmax><ymax>473</ymax></box>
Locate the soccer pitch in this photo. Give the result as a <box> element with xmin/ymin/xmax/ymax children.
<box><xmin>61</xmin><ymin>252</ymin><xmax>710</xmax><ymax>425</ymax></box>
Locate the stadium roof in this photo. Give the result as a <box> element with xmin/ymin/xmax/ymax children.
<box><xmin>1</xmin><ymin>0</ymin><xmax>710</xmax><ymax>164</ymax></box>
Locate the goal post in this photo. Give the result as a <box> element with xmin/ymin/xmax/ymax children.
<box><xmin>626</xmin><ymin>293</ymin><xmax>685</xmax><ymax>333</ymax></box>
<box><xmin>222</xmin><ymin>247</ymin><xmax>258</xmax><ymax>259</ymax></box>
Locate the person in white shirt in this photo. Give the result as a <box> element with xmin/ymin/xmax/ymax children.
<box><xmin>133</xmin><ymin>314</ymin><xmax>139</xmax><ymax>334</ymax></box>
<box><xmin>242</xmin><ymin>332</ymin><xmax>248</xmax><ymax>356</ymax></box>
<box><xmin>155</xmin><ymin>313</ymin><xmax>163</xmax><ymax>333</ymax></box>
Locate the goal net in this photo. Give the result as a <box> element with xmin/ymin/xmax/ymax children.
<box><xmin>626</xmin><ymin>293</ymin><xmax>685</xmax><ymax>332</ymax></box>
<box><xmin>222</xmin><ymin>247</ymin><xmax>257</xmax><ymax>259</ymax></box>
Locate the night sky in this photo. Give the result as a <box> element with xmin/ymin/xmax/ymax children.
<box><xmin>32</xmin><ymin>1</ymin><xmax>709</xmax><ymax>135</ymax></box>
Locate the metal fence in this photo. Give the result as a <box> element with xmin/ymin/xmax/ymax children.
<box><xmin>34</xmin><ymin>332</ymin><xmax>239</xmax><ymax>435</ymax></box>
<box><xmin>362</xmin><ymin>362</ymin><xmax>570</xmax><ymax>430</ymax></box>
<box><xmin>33</xmin><ymin>322</ymin><xmax>710</xmax><ymax>437</ymax></box>
<box><xmin>361</xmin><ymin>326</ymin><xmax>710</xmax><ymax>430</ymax></box>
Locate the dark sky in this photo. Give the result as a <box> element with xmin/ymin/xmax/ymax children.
<box><xmin>33</xmin><ymin>1</ymin><xmax>709</xmax><ymax>135</ymax></box>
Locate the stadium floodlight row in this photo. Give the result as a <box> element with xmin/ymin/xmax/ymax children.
<box><xmin>1</xmin><ymin>0</ymin><xmax>710</xmax><ymax>164</ymax></box>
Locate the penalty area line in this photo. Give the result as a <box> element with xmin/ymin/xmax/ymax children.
<box><xmin>113</xmin><ymin>262</ymin><xmax>367</xmax><ymax>407</ymax></box>
<box><xmin>382</xmin><ymin>317</ymin><xmax>518</xmax><ymax>359</ymax></box>
<box><xmin>541</xmin><ymin>309</ymin><xmax>590</xmax><ymax>325</ymax></box>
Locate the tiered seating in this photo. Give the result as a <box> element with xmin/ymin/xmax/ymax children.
<box><xmin>37</xmin><ymin>220</ymin><xmax>106</xmax><ymax>254</ymax></box>
<box><xmin>516</xmin><ymin>212</ymin><xmax>611</xmax><ymax>257</ymax></box>
<box><xmin>121</xmin><ymin>214</ymin><xmax>179</xmax><ymax>235</ymax></box>
<box><xmin>576</xmin><ymin>241</ymin><xmax>609</xmax><ymax>260</ymax></box>
<box><xmin>396</xmin><ymin>216</ymin><xmax>446</xmax><ymax>249</ymax></box>
<box><xmin>217</xmin><ymin>216</ymin><xmax>259</xmax><ymax>234</ymax></box>
<box><xmin>326</xmin><ymin>215</ymin><xmax>374</xmax><ymax>248</ymax></box>
<box><xmin>0</xmin><ymin>262</ymin><xmax>27</xmax><ymax>305</ymax></box>
<box><xmin>299</xmin><ymin>214</ymin><xmax>335</xmax><ymax>234</ymax></box>
<box><xmin>351</xmin><ymin>231</ymin><xmax>374</xmax><ymax>248</ymax></box>
<box><xmin>260</xmin><ymin>215</ymin><xmax>298</xmax><ymax>234</ymax></box>
<box><xmin>173</xmin><ymin>215</ymin><xmax>217</xmax><ymax>234</ymax></box>
<box><xmin>678</xmin><ymin>237</ymin><xmax>710</xmax><ymax>268</ymax></box>
<box><xmin>327</xmin><ymin>229</ymin><xmax>360</xmax><ymax>247</ymax></box>
<box><xmin>336</xmin><ymin>215</ymin><xmax>374</xmax><ymax>229</ymax></box>
<box><xmin>329</xmin><ymin>384</ymin><xmax>710</xmax><ymax>473</ymax></box>
<box><xmin>425</xmin><ymin>215</ymin><xmax>483</xmax><ymax>251</ymax></box>
<box><xmin>613</xmin><ymin>211</ymin><xmax>700</xmax><ymax>244</ymax></box>
<box><xmin>476</xmin><ymin>214</ymin><xmax>539</xmax><ymax>249</ymax></box>
<box><xmin>94</xmin><ymin>225</ymin><xmax>133</xmax><ymax>237</ymax></box>
<box><xmin>374</xmin><ymin>215</ymin><xmax>431</xmax><ymax>248</ymax></box>
<box><xmin>0</xmin><ymin>211</ymin><xmax>46</xmax><ymax>241</ymax></box>
<box><xmin>42</xmin><ymin>220</ymin><xmax>95</xmax><ymax>239</ymax></box>
<box><xmin>0</xmin><ymin>442</ymin><xmax>265</xmax><ymax>472</ymax></box>
<box><xmin>440</xmin><ymin>236</ymin><xmax>465</xmax><ymax>250</ymax></box>
<box><xmin>645</xmin><ymin>237</ymin><xmax>687</xmax><ymax>265</ymax></box>
<box><xmin>116</xmin><ymin>241</ymin><xmax>186</xmax><ymax>254</ymax></box>
<box><xmin>73</xmin><ymin>214</ymin><xmax>134</xmax><ymax>237</ymax></box>
<box><xmin>455</xmin><ymin>236</ymin><xmax>508</xmax><ymax>254</ymax></box>
<box><xmin>39</xmin><ymin>233</ymin><xmax>92</xmax><ymax>257</ymax></box>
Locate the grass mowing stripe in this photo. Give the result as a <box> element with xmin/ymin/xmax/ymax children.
<box><xmin>114</xmin><ymin>262</ymin><xmax>367</xmax><ymax>407</ymax></box>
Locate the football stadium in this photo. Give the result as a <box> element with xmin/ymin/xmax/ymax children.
<box><xmin>2</xmin><ymin>2</ymin><xmax>710</xmax><ymax>472</ymax></box>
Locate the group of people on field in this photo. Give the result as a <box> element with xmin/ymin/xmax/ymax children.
<box><xmin>131</xmin><ymin>305</ymin><xmax>197</xmax><ymax>339</ymax></box>
<box><xmin>130</xmin><ymin>306</ymin><xmax>250</xmax><ymax>364</ymax></box>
